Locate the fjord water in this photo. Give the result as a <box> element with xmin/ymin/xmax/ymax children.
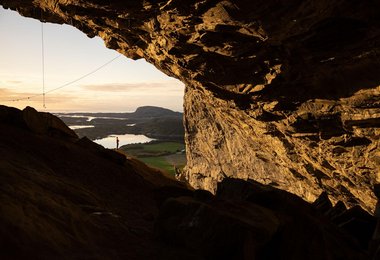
<box><xmin>94</xmin><ymin>134</ymin><xmax>154</xmax><ymax>149</ymax></box>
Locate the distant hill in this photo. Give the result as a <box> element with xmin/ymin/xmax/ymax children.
<box><xmin>132</xmin><ymin>106</ymin><xmax>182</xmax><ymax>118</ymax></box>
<box><xmin>57</xmin><ymin>106</ymin><xmax>184</xmax><ymax>141</ymax></box>
<box><xmin>123</xmin><ymin>116</ymin><xmax>184</xmax><ymax>141</ymax></box>
<box><xmin>59</xmin><ymin>106</ymin><xmax>182</xmax><ymax>119</ymax></box>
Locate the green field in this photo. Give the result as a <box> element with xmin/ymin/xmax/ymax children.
<box><xmin>123</xmin><ymin>141</ymin><xmax>184</xmax><ymax>154</ymax></box>
<box><xmin>121</xmin><ymin>141</ymin><xmax>186</xmax><ymax>175</ymax></box>
<box><xmin>139</xmin><ymin>157</ymin><xmax>177</xmax><ymax>175</ymax></box>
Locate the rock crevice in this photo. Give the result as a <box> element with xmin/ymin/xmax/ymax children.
<box><xmin>1</xmin><ymin>0</ymin><xmax>379</xmax><ymax>211</ymax></box>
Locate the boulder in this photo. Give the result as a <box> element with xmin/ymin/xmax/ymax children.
<box><xmin>22</xmin><ymin>106</ymin><xmax>77</xmax><ymax>139</ymax></box>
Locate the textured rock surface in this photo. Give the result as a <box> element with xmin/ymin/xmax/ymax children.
<box><xmin>1</xmin><ymin>0</ymin><xmax>380</xmax><ymax>211</ymax></box>
<box><xmin>0</xmin><ymin>105</ymin><xmax>77</xmax><ymax>139</ymax></box>
<box><xmin>1</xmin><ymin>105</ymin><xmax>374</xmax><ymax>259</ymax></box>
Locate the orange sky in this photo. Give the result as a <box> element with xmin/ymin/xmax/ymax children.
<box><xmin>0</xmin><ymin>7</ymin><xmax>184</xmax><ymax>112</ymax></box>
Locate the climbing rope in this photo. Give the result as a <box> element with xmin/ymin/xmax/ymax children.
<box><xmin>1</xmin><ymin>54</ymin><xmax>122</xmax><ymax>103</ymax></box>
<box><xmin>41</xmin><ymin>21</ymin><xmax>46</xmax><ymax>108</ymax></box>
<box><xmin>1</xmin><ymin>11</ymin><xmax>123</xmax><ymax>104</ymax></box>
<box><xmin>2</xmin><ymin>17</ymin><xmax>131</xmax><ymax>105</ymax></box>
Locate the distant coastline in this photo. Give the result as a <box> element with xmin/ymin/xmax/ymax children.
<box><xmin>57</xmin><ymin>106</ymin><xmax>186</xmax><ymax>175</ymax></box>
<box><xmin>56</xmin><ymin>106</ymin><xmax>184</xmax><ymax>142</ymax></box>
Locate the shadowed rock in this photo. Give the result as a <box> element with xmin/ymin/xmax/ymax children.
<box><xmin>0</xmin><ymin>106</ymin><xmax>376</xmax><ymax>259</ymax></box>
<box><xmin>0</xmin><ymin>0</ymin><xmax>378</xmax><ymax>210</ymax></box>
<box><xmin>156</xmin><ymin>178</ymin><xmax>369</xmax><ymax>259</ymax></box>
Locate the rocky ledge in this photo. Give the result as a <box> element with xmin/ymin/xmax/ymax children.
<box><xmin>1</xmin><ymin>0</ymin><xmax>379</xmax><ymax>211</ymax></box>
<box><xmin>0</xmin><ymin>105</ymin><xmax>378</xmax><ymax>259</ymax></box>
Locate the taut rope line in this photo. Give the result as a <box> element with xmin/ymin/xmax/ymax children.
<box><xmin>1</xmin><ymin>55</ymin><xmax>122</xmax><ymax>103</ymax></box>
<box><xmin>41</xmin><ymin>21</ymin><xmax>46</xmax><ymax>108</ymax></box>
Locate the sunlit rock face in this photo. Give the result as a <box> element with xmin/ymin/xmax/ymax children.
<box><xmin>1</xmin><ymin>0</ymin><xmax>379</xmax><ymax>211</ymax></box>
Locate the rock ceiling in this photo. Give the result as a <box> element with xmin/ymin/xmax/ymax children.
<box><xmin>1</xmin><ymin>0</ymin><xmax>379</xmax><ymax>211</ymax></box>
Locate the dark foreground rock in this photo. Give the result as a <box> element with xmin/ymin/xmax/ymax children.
<box><xmin>0</xmin><ymin>106</ymin><xmax>189</xmax><ymax>259</ymax></box>
<box><xmin>0</xmin><ymin>105</ymin><xmax>375</xmax><ymax>259</ymax></box>
<box><xmin>156</xmin><ymin>178</ymin><xmax>370</xmax><ymax>259</ymax></box>
<box><xmin>1</xmin><ymin>0</ymin><xmax>379</xmax><ymax>211</ymax></box>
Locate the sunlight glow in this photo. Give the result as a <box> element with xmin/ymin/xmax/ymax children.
<box><xmin>0</xmin><ymin>7</ymin><xmax>184</xmax><ymax>112</ymax></box>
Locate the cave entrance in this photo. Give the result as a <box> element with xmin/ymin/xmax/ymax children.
<box><xmin>0</xmin><ymin>7</ymin><xmax>185</xmax><ymax>112</ymax></box>
<box><xmin>0</xmin><ymin>7</ymin><xmax>186</xmax><ymax>176</ymax></box>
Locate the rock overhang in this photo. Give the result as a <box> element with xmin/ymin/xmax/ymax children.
<box><xmin>1</xmin><ymin>0</ymin><xmax>379</xmax><ymax>211</ymax></box>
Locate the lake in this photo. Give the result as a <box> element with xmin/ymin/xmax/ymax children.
<box><xmin>57</xmin><ymin>114</ymin><xmax>129</xmax><ymax>122</ymax></box>
<box><xmin>94</xmin><ymin>134</ymin><xmax>154</xmax><ymax>149</ymax></box>
<box><xmin>69</xmin><ymin>125</ymin><xmax>95</xmax><ymax>130</ymax></box>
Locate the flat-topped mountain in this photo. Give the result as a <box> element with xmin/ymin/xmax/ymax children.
<box><xmin>57</xmin><ymin>106</ymin><xmax>184</xmax><ymax>141</ymax></box>
<box><xmin>59</xmin><ymin>106</ymin><xmax>182</xmax><ymax>119</ymax></box>
<box><xmin>133</xmin><ymin>106</ymin><xmax>182</xmax><ymax>118</ymax></box>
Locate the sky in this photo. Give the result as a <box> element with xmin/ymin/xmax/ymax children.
<box><xmin>0</xmin><ymin>7</ymin><xmax>184</xmax><ymax>112</ymax></box>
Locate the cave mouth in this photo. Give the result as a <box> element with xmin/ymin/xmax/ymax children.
<box><xmin>0</xmin><ymin>1</ymin><xmax>379</xmax><ymax>258</ymax></box>
<box><xmin>0</xmin><ymin>6</ymin><xmax>186</xmax><ymax>176</ymax></box>
<box><xmin>0</xmin><ymin>6</ymin><xmax>185</xmax><ymax>113</ymax></box>
<box><xmin>1</xmin><ymin>0</ymin><xmax>379</xmax><ymax>211</ymax></box>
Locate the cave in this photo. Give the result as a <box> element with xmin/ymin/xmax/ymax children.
<box><xmin>0</xmin><ymin>0</ymin><xmax>379</xmax><ymax>259</ymax></box>
<box><xmin>0</xmin><ymin>7</ymin><xmax>185</xmax><ymax>113</ymax></box>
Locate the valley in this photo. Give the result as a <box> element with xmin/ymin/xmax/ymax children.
<box><xmin>1</xmin><ymin>0</ymin><xmax>380</xmax><ymax>258</ymax></box>
<box><xmin>57</xmin><ymin>106</ymin><xmax>186</xmax><ymax>175</ymax></box>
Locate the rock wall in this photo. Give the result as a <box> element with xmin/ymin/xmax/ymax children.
<box><xmin>0</xmin><ymin>104</ymin><xmax>373</xmax><ymax>258</ymax></box>
<box><xmin>184</xmin><ymin>79</ymin><xmax>380</xmax><ymax>212</ymax></box>
<box><xmin>1</xmin><ymin>0</ymin><xmax>379</xmax><ymax>211</ymax></box>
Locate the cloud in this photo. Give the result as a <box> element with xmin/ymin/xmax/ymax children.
<box><xmin>5</xmin><ymin>80</ymin><xmax>23</xmax><ymax>85</ymax></box>
<box><xmin>0</xmin><ymin>88</ymin><xmax>10</xmax><ymax>95</ymax></box>
<box><xmin>0</xmin><ymin>88</ymin><xmax>22</xmax><ymax>99</ymax></box>
<box><xmin>0</xmin><ymin>87</ymin><xmax>78</xmax><ymax>106</ymax></box>
<box><xmin>0</xmin><ymin>80</ymin><xmax>185</xmax><ymax>112</ymax></box>
<box><xmin>81</xmin><ymin>82</ymin><xmax>184</xmax><ymax>93</ymax></box>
